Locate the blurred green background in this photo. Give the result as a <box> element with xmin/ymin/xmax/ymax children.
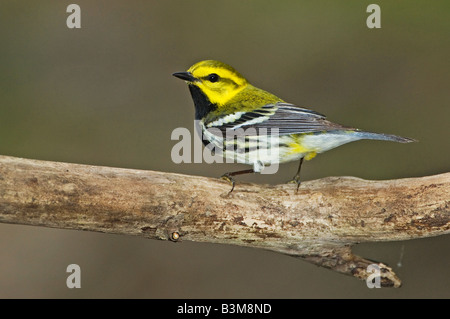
<box><xmin>0</xmin><ymin>0</ymin><xmax>449</xmax><ymax>298</ymax></box>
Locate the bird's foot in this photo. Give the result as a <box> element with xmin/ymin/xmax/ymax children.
<box><xmin>287</xmin><ymin>175</ymin><xmax>302</xmax><ymax>192</ymax></box>
<box><xmin>220</xmin><ymin>173</ymin><xmax>236</xmax><ymax>194</ymax></box>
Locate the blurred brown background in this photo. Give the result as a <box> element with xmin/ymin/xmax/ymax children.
<box><xmin>0</xmin><ymin>1</ymin><xmax>449</xmax><ymax>298</ymax></box>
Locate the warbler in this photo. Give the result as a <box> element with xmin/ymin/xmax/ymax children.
<box><xmin>173</xmin><ymin>60</ymin><xmax>415</xmax><ymax>192</ymax></box>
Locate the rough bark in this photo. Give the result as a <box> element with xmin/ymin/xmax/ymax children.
<box><xmin>0</xmin><ymin>155</ymin><xmax>448</xmax><ymax>287</ymax></box>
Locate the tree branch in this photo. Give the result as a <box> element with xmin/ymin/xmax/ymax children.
<box><xmin>0</xmin><ymin>155</ymin><xmax>448</xmax><ymax>287</ymax></box>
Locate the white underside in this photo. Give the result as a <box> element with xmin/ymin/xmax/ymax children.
<box><xmin>201</xmin><ymin>122</ymin><xmax>363</xmax><ymax>172</ymax></box>
<box><xmin>301</xmin><ymin>132</ymin><xmax>362</xmax><ymax>153</ymax></box>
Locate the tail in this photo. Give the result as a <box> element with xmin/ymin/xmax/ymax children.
<box><xmin>353</xmin><ymin>131</ymin><xmax>417</xmax><ymax>143</ymax></box>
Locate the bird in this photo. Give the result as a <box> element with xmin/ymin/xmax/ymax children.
<box><xmin>173</xmin><ymin>60</ymin><xmax>415</xmax><ymax>192</ymax></box>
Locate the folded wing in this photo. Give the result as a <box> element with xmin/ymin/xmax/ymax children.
<box><xmin>205</xmin><ymin>102</ymin><xmax>349</xmax><ymax>136</ymax></box>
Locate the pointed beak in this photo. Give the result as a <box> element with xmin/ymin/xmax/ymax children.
<box><xmin>172</xmin><ymin>71</ymin><xmax>197</xmax><ymax>82</ymax></box>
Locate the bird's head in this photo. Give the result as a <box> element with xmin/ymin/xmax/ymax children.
<box><xmin>173</xmin><ymin>60</ymin><xmax>248</xmax><ymax>106</ymax></box>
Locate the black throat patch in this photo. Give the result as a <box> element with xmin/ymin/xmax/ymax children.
<box><xmin>188</xmin><ymin>84</ymin><xmax>217</xmax><ymax>120</ymax></box>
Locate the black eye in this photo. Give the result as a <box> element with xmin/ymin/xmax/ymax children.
<box><xmin>207</xmin><ymin>73</ymin><xmax>219</xmax><ymax>82</ymax></box>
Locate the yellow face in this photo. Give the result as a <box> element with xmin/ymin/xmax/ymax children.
<box><xmin>186</xmin><ymin>60</ymin><xmax>248</xmax><ymax>106</ymax></box>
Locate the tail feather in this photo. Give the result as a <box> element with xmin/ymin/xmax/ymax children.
<box><xmin>354</xmin><ymin>131</ymin><xmax>416</xmax><ymax>143</ymax></box>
